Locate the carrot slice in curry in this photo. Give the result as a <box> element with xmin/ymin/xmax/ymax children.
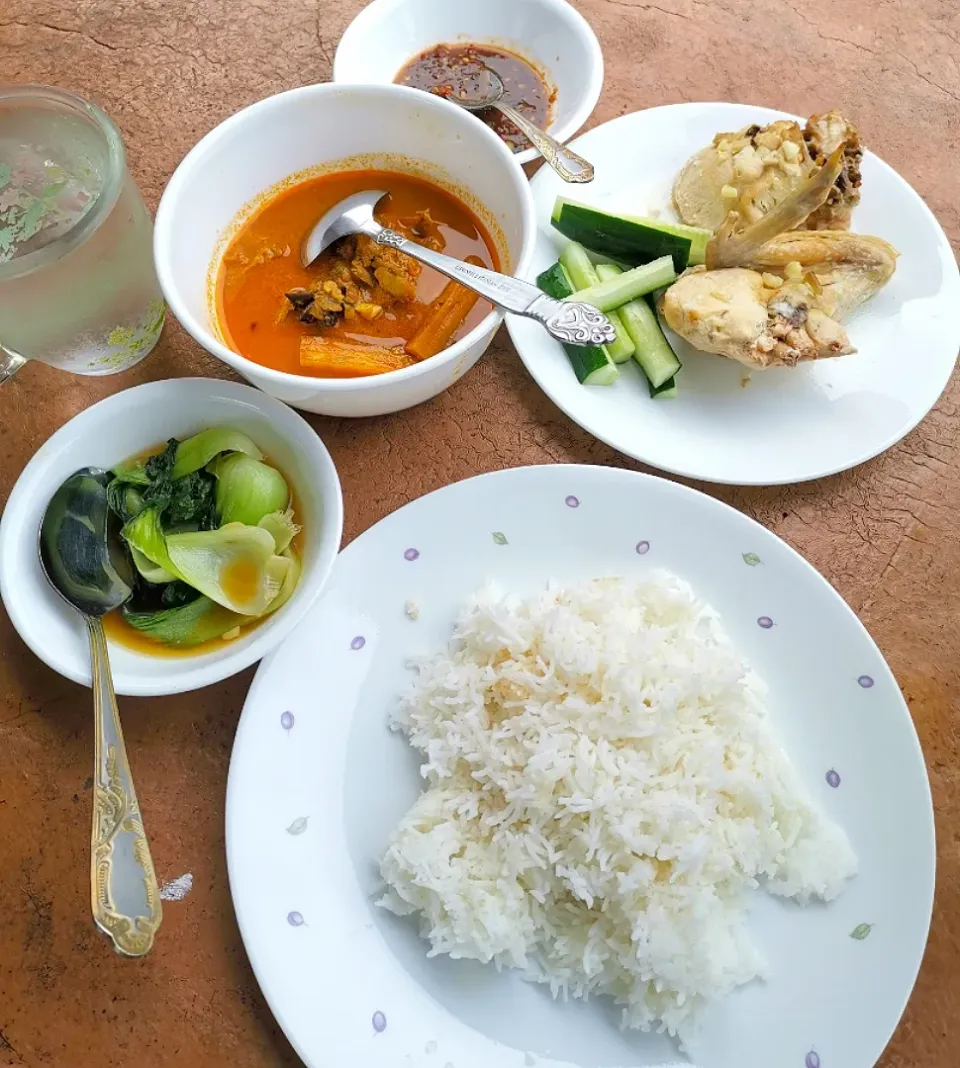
<box><xmin>299</xmin><ymin>338</ymin><xmax>416</xmax><ymax>377</ymax></box>
<box><xmin>405</xmin><ymin>256</ymin><xmax>484</xmax><ymax>361</ymax></box>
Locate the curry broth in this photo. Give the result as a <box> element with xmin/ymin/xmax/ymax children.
<box><xmin>102</xmin><ymin>442</ymin><xmax>304</xmax><ymax>658</ymax></box>
<box><xmin>217</xmin><ymin>170</ymin><xmax>500</xmax><ymax>377</ymax></box>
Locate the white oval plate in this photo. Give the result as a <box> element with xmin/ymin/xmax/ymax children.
<box><xmin>505</xmin><ymin>103</ymin><xmax>960</xmax><ymax>485</ymax></box>
<box><xmin>227</xmin><ymin>465</ymin><xmax>933</xmax><ymax>1068</ymax></box>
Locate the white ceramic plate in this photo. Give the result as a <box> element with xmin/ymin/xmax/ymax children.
<box><xmin>505</xmin><ymin>103</ymin><xmax>960</xmax><ymax>485</ymax></box>
<box><xmin>227</xmin><ymin>464</ymin><xmax>934</xmax><ymax>1068</ymax></box>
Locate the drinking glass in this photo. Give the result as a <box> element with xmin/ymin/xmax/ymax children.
<box><xmin>0</xmin><ymin>86</ymin><xmax>164</xmax><ymax>383</ymax></box>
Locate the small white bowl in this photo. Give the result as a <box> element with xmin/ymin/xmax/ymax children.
<box><xmin>0</xmin><ymin>379</ymin><xmax>344</xmax><ymax>696</ymax></box>
<box><xmin>154</xmin><ymin>83</ymin><xmax>535</xmax><ymax>418</ymax></box>
<box><xmin>333</xmin><ymin>0</ymin><xmax>604</xmax><ymax>167</ymax></box>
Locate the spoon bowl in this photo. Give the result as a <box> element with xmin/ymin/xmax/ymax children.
<box><xmin>438</xmin><ymin>66</ymin><xmax>505</xmax><ymax>111</ymax></box>
<box><xmin>39</xmin><ymin>467</ymin><xmax>134</xmax><ymax>617</ymax></box>
<box><xmin>39</xmin><ymin>467</ymin><xmax>162</xmax><ymax>959</ymax></box>
<box><xmin>301</xmin><ymin>190</ymin><xmax>388</xmax><ymax>269</ymax></box>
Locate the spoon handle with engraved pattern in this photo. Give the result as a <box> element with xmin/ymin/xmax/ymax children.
<box><xmin>366</xmin><ymin>225</ymin><xmax>616</xmax><ymax>348</ymax></box>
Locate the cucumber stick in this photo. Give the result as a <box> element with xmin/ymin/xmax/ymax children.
<box><xmin>558</xmin><ymin>243</ymin><xmax>633</xmax><ymax>362</ymax></box>
<box><xmin>535</xmin><ymin>261</ymin><xmax>576</xmax><ymax>302</ymax></box>
<box><xmin>649</xmin><ymin>376</ymin><xmax>678</xmax><ymax>399</ymax></box>
<box><xmin>535</xmin><ymin>263</ymin><xmax>618</xmax><ymax>385</ymax></box>
<box><xmin>558</xmin><ymin>240</ymin><xmax>597</xmax><ymax>287</ymax></box>
<box><xmin>552</xmin><ymin>198</ymin><xmax>709</xmax><ymax>271</ymax></box>
<box><xmin>569</xmin><ymin>257</ymin><xmax>676</xmax><ymax>313</ymax></box>
<box><xmin>595</xmin><ymin>263</ymin><xmax>681</xmax><ymax>391</ymax></box>
<box><xmin>623</xmin><ymin>215</ymin><xmax>711</xmax><ymax>266</ymax></box>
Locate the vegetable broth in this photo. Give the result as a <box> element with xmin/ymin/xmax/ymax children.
<box><xmin>217</xmin><ymin>170</ymin><xmax>499</xmax><ymax>377</ymax></box>
<box><xmin>102</xmin><ymin>604</ymin><xmax>260</xmax><ymax>658</ymax></box>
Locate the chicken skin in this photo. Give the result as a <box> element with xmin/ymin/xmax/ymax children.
<box><xmin>660</xmin><ymin>231</ymin><xmax>897</xmax><ymax>370</ymax></box>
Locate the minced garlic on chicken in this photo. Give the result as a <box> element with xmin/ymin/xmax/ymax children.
<box><xmin>672</xmin><ymin>111</ymin><xmax>863</xmax><ymax>234</ymax></box>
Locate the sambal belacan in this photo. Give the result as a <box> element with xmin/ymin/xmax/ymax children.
<box><xmin>396</xmin><ymin>43</ymin><xmax>555</xmax><ymax>153</ymax></box>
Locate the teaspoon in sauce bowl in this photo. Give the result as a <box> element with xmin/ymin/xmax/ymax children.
<box><xmin>450</xmin><ymin>67</ymin><xmax>595</xmax><ymax>184</ymax></box>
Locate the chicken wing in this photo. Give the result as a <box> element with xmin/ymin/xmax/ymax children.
<box><xmin>744</xmin><ymin>230</ymin><xmax>897</xmax><ymax>319</ymax></box>
<box><xmin>706</xmin><ymin>145</ymin><xmax>846</xmax><ymax>268</ymax></box>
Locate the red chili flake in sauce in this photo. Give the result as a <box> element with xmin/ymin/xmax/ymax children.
<box><xmin>396</xmin><ymin>43</ymin><xmax>555</xmax><ymax>153</ymax></box>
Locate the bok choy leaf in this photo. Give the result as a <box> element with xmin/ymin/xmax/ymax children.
<box><xmin>109</xmin><ymin>439</ymin><xmax>218</xmax><ymax>530</ymax></box>
<box><xmin>122</xmin><ymin>508</ymin><xmax>179</xmax><ymax>581</ymax></box>
<box><xmin>211</xmin><ymin>453</ymin><xmax>289</xmax><ymax>527</ymax></box>
<box><xmin>171</xmin><ymin>427</ymin><xmax>263</xmax><ymax>480</ymax></box>
<box><xmin>122</xmin><ymin>596</ymin><xmax>245</xmax><ymax>647</ymax></box>
<box><xmin>257</xmin><ymin>508</ymin><xmax>301</xmax><ymax>554</ymax></box>
<box><xmin>165</xmin><ymin>523</ymin><xmax>289</xmax><ymax>615</ymax></box>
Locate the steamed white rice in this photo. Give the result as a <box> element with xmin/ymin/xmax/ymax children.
<box><xmin>378</xmin><ymin>574</ymin><xmax>856</xmax><ymax>1039</ymax></box>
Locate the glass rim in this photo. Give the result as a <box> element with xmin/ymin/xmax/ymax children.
<box><xmin>0</xmin><ymin>84</ymin><xmax>127</xmax><ymax>282</ymax></box>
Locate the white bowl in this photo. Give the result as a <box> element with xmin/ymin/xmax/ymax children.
<box><xmin>0</xmin><ymin>379</ymin><xmax>344</xmax><ymax>696</ymax></box>
<box><xmin>333</xmin><ymin>0</ymin><xmax>604</xmax><ymax>167</ymax></box>
<box><xmin>154</xmin><ymin>83</ymin><xmax>535</xmax><ymax>418</ymax></box>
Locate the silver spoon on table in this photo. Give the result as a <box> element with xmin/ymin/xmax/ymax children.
<box><xmin>447</xmin><ymin>67</ymin><xmax>594</xmax><ymax>184</ymax></box>
<box><xmin>302</xmin><ymin>191</ymin><xmax>614</xmax><ymax>347</ymax></box>
<box><xmin>40</xmin><ymin>467</ymin><xmax>162</xmax><ymax>958</ymax></box>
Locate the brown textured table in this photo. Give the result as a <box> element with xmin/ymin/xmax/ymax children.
<box><xmin>1</xmin><ymin>1</ymin><xmax>958</xmax><ymax>1065</ymax></box>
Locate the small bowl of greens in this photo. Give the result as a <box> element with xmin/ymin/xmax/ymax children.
<box><xmin>105</xmin><ymin>427</ymin><xmax>304</xmax><ymax>649</ymax></box>
<box><xmin>0</xmin><ymin>378</ymin><xmax>343</xmax><ymax>696</ymax></box>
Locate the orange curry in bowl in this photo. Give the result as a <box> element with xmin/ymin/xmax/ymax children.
<box><xmin>216</xmin><ymin>170</ymin><xmax>499</xmax><ymax>378</ymax></box>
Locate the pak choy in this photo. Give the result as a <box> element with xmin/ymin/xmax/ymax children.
<box><xmin>104</xmin><ymin>426</ymin><xmax>301</xmax><ymax>647</ymax></box>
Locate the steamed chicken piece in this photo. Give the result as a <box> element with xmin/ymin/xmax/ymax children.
<box><xmin>661</xmin><ymin>231</ymin><xmax>898</xmax><ymax>370</ymax></box>
<box><xmin>672</xmin><ymin>111</ymin><xmax>861</xmax><ymax>233</ymax></box>
<box><xmin>673</xmin><ymin>121</ymin><xmax>815</xmax><ymax>232</ymax></box>
<box><xmin>661</xmin><ymin>268</ymin><xmax>853</xmax><ymax>369</ymax></box>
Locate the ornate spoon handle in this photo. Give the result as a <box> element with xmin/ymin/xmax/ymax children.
<box><xmin>88</xmin><ymin>617</ymin><xmax>162</xmax><ymax>957</ymax></box>
<box><xmin>372</xmin><ymin>228</ymin><xmax>615</xmax><ymax>347</ymax></box>
<box><xmin>494</xmin><ymin>102</ymin><xmax>595</xmax><ymax>184</ymax></box>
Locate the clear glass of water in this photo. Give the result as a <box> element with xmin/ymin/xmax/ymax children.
<box><xmin>0</xmin><ymin>85</ymin><xmax>164</xmax><ymax>383</ymax></box>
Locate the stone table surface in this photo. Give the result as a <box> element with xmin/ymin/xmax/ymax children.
<box><xmin>1</xmin><ymin>0</ymin><xmax>958</xmax><ymax>1065</ymax></box>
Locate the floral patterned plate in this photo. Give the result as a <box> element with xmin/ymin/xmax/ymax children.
<box><xmin>226</xmin><ymin>465</ymin><xmax>934</xmax><ymax>1068</ymax></box>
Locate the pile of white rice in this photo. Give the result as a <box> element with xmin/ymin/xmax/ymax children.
<box><xmin>378</xmin><ymin>574</ymin><xmax>856</xmax><ymax>1039</ymax></box>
